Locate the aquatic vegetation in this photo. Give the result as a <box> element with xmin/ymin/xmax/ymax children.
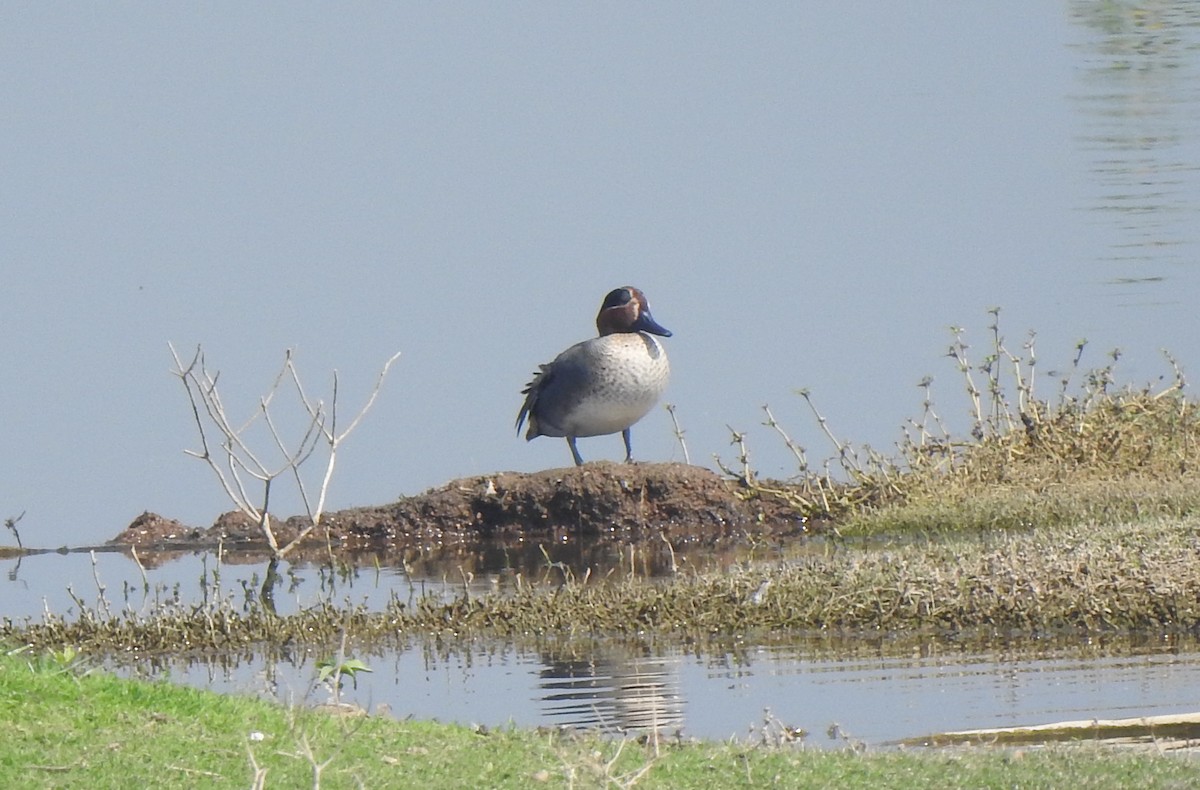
<box><xmin>316</xmin><ymin>656</ymin><xmax>372</xmax><ymax>691</ymax></box>
<box><xmin>3</xmin><ymin>511</ymin><xmax>25</xmax><ymax>551</ymax></box>
<box><xmin>8</xmin><ymin>518</ymin><xmax>1200</xmax><ymax>656</ymax></box>
<box><xmin>425</xmin><ymin>519</ymin><xmax>1200</xmax><ymax>635</ymax></box>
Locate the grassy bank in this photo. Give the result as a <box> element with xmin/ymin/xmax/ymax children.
<box><xmin>2</xmin><ymin>647</ymin><xmax>1196</xmax><ymax>789</ymax></box>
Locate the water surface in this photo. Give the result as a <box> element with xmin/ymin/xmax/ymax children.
<box><xmin>7</xmin><ymin>549</ymin><xmax>1200</xmax><ymax>748</ymax></box>
<box><xmin>6</xmin><ymin>3</ymin><xmax>1200</xmax><ymax>546</ymax></box>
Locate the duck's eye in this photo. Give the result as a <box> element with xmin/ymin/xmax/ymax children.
<box><xmin>601</xmin><ymin>288</ymin><xmax>632</xmax><ymax>309</ymax></box>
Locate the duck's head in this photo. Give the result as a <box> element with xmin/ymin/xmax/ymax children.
<box><xmin>595</xmin><ymin>286</ymin><xmax>672</xmax><ymax>338</ymax></box>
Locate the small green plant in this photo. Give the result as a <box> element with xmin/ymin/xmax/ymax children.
<box><xmin>47</xmin><ymin>644</ymin><xmax>81</xmax><ymax>669</ymax></box>
<box><xmin>7</xmin><ymin>644</ymin><xmax>92</xmax><ymax>681</ymax></box>
<box><xmin>315</xmin><ymin>656</ymin><xmax>373</xmax><ymax>691</ymax></box>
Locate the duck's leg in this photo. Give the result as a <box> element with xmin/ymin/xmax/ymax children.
<box><xmin>567</xmin><ymin>436</ymin><xmax>584</xmax><ymax>466</ymax></box>
<box><xmin>622</xmin><ymin>428</ymin><xmax>634</xmax><ymax>463</ymax></box>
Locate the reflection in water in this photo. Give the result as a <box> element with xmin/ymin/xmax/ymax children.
<box><xmin>538</xmin><ymin>645</ymin><xmax>684</xmax><ymax>734</ymax></box>
<box><xmin>115</xmin><ymin>632</ymin><xmax>1200</xmax><ymax>748</ymax></box>
<box><xmin>1071</xmin><ymin>1</ymin><xmax>1200</xmax><ymax>272</ymax></box>
<box><xmin>11</xmin><ymin>546</ymin><xmax>1200</xmax><ymax>746</ymax></box>
<box><xmin>390</xmin><ymin>537</ymin><xmax>696</xmax><ymax>584</ymax></box>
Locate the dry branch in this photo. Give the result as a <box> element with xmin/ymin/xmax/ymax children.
<box><xmin>169</xmin><ymin>343</ymin><xmax>401</xmax><ymax>559</ymax></box>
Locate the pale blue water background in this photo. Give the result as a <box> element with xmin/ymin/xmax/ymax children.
<box><xmin>3</xmin><ymin>3</ymin><xmax>1200</xmax><ymax>547</ymax></box>
<box><xmin>5</xmin><ymin>1</ymin><xmax>1200</xmax><ymax>749</ymax></box>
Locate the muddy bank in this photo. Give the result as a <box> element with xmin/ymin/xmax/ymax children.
<box><xmin>109</xmin><ymin>463</ymin><xmax>808</xmax><ymax>551</ymax></box>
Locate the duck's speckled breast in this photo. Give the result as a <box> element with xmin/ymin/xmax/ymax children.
<box><xmin>536</xmin><ymin>332</ymin><xmax>669</xmax><ymax>438</ymax></box>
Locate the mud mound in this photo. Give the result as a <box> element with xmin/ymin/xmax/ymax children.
<box><xmin>110</xmin><ymin>464</ymin><xmax>806</xmax><ymax>550</ymax></box>
<box><xmin>323</xmin><ymin>462</ymin><xmax>803</xmax><ymax>547</ymax></box>
<box><xmin>110</xmin><ymin>512</ymin><xmax>201</xmax><ymax>545</ymax></box>
<box><xmin>108</xmin><ymin>510</ymin><xmax>293</xmax><ymax>549</ymax></box>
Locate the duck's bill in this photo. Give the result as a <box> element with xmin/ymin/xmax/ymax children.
<box><xmin>633</xmin><ymin>311</ymin><xmax>672</xmax><ymax>337</ymax></box>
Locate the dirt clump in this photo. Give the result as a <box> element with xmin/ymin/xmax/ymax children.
<box><xmin>324</xmin><ymin>462</ymin><xmax>803</xmax><ymax>547</ymax></box>
<box><xmin>109</xmin><ymin>512</ymin><xmax>201</xmax><ymax>545</ymax></box>
<box><xmin>109</xmin><ymin>463</ymin><xmax>805</xmax><ymax>550</ymax></box>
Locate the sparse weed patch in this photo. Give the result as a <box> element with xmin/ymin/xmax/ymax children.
<box><xmin>720</xmin><ymin>310</ymin><xmax>1200</xmax><ymax>534</ymax></box>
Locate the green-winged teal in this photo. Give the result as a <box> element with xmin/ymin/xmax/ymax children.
<box><xmin>517</xmin><ymin>286</ymin><xmax>671</xmax><ymax>466</ymax></box>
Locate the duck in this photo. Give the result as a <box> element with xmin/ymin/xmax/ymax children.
<box><xmin>517</xmin><ymin>286</ymin><xmax>672</xmax><ymax>466</ymax></box>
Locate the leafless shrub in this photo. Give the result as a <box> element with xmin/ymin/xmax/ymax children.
<box><xmin>168</xmin><ymin>344</ymin><xmax>401</xmax><ymax>560</ymax></box>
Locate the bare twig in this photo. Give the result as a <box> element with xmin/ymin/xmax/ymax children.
<box><xmin>168</xmin><ymin>343</ymin><xmax>401</xmax><ymax>560</ymax></box>
<box><xmin>948</xmin><ymin>327</ymin><xmax>983</xmax><ymax>437</ymax></box>
<box><xmin>796</xmin><ymin>389</ymin><xmax>862</xmax><ymax>476</ymax></box>
<box><xmin>664</xmin><ymin>403</ymin><xmax>690</xmax><ymax>465</ymax></box>
<box><xmin>4</xmin><ymin>510</ymin><xmax>25</xmax><ymax>550</ymax></box>
<box><xmin>762</xmin><ymin>404</ymin><xmax>807</xmax><ymax>472</ymax></box>
<box><xmin>726</xmin><ymin>424</ymin><xmax>753</xmax><ymax>484</ymax></box>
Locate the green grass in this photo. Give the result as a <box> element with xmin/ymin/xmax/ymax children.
<box><xmin>841</xmin><ymin>477</ymin><xmax>1200</xmax><ymax>535</ymax></box>
<box><xmin>1</xmin><ymin>647</ymin><xmax>1198</xmax><ymax>789</ymax></box>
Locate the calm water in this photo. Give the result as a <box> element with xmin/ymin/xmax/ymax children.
<box><xmin>6</xmin><ymin>3</ymin><xmax>1200</xmax><ymax>547</ymax></box>
<box><xmin>141</xmin><ymin>631</ymin><xmax>1200</xmax><ymax>747</ymax></box>
<box><xmin>1070</xmin><ymin>0</ymin><xmax>1200</xmax><ymax>272</ymax></box>
<box><xmin>5</xmin><ymin>549</ymin><xmax>1200</xmax><ymax>747</ymax></box>
<box><xmin>6</xmin><ymin>1</ymin><xmax>1200</xmax><ymax>751</ymax></box>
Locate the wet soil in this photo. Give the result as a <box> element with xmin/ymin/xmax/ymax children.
<box><xmin>108</xmin><ymin>463</ymin><xmax>808</xmax><ymax>551</ymax></box>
